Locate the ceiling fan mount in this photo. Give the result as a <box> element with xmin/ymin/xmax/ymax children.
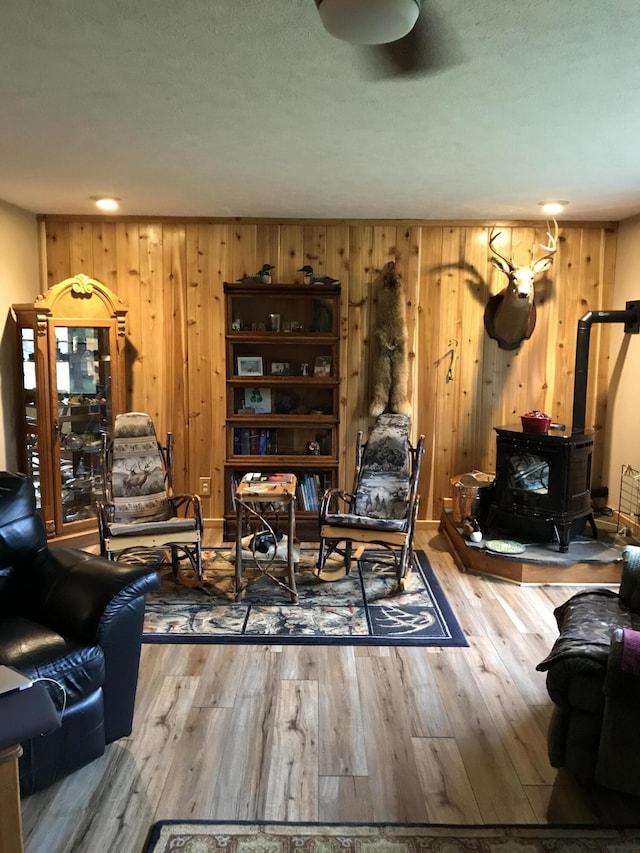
<box><xmin>315</xmin><ymin>0</ymin><xmax>421</xmax><ymax>46</ymax></box>
<box><xmin>313</xmin><ymin>0</ymin><xmax>460</xmax><ymax>80</ymax></box>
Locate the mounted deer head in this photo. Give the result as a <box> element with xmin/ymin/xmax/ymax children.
<box><xmin>484</xmin><ymin>220</ymin><xmax>558</xmax><ymax>350</ymax></box>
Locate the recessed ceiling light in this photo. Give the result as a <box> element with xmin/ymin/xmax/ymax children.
<box><xmin>538</xmin><ymin>200</ymin><xmax>569</xmax><ymax>215</ymax></box>
<box><xmin>90</xmin><ymin>196</ymin><xmax>120</xmax><ymax>211</ymax></box>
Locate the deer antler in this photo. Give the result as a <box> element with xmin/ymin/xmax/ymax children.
<box><xmin>533</xmin><ymin>218</ymin><xmax>559</xmax><ymax>263</ymax></box>
<box><xmin>488</xmin><ymin>225</ymin><xmax>514</xmax><ymax>270</ymax></box>
<box><xmin>490</xmin><ymin>220</ymin><xmax>559</xmax><ymax>269</ymax></box>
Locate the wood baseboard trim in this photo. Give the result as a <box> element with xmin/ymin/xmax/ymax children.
<box><xmin>416</xmin><ymin>519</ymin><xmax>441</xmax><ymax>530</ymax></box>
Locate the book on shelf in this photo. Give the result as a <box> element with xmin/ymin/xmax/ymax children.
<box><xmin>301</xmin><ymin>475</ymin><xmax>311</xmax><ymax>510</ymax></box>
<box><xmin>233</xmin><ymin>428</ymin><xmax>276</xmax><ymax>456</ymax></box>
<box><xmin>312</xmin><ymin>473</ymin><xmax>324</xmax><ymax>506</ymax></box>
<box><xmin>249</xmin><ymin>428</ymin><xmax>260</xmax><ymax>454</ymax></box>
<box><xmin>295</xmin><ymin>473</ymin><xmax>319</xmax><ymax>511</ymax></box>
<box><xmin>308</xmin><ymin>475</ymin><xmax>319</xmax><ymax>510</ymax></box>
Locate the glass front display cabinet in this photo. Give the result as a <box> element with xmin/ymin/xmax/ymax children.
<box><xmin>13</xmin><ymin>274</ymin><xmax>128</xmax><ymax>540</ymax></box>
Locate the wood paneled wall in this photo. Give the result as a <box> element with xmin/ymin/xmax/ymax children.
<box><xmin>40</xmin><ymin>217</ymin><xmax>617</xmax><ymax>523</ymax></box>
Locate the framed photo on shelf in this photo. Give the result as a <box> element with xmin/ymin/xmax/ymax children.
<box><xmin>237</xmin><ymin>356</ymin><xmax>263</xmax><ymax>376</ymax></box>
<box><xmin>244</xmin><ymin>387</ymin><xmax>271</xmax><ymax>414</ymax></box>
<box><xmin>314</xmin><ymin>355</ymin><xmax>332</xmax><ymax>377</ymax></box>
<box><xmin>270</xmin><ymin>361</ymin><xmax>291</xmax><ymax>376</ymax></box>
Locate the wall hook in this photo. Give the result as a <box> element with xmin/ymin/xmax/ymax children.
<box><xmin>435</xmin><ymin>339</ymin><xmax>459</xmax><ymax>383</ymax></box>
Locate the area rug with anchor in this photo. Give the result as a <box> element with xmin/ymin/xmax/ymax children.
<box><xmin>144</xmin><ymin>820</ymin><xmax>640</xmax><ymax>853</ymax></box>
<box><xmin>142</xmin><ymin>547</ymin><xmax>467</xmax><ymax>647</ymax></box>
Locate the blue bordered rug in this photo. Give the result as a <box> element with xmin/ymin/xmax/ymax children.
<box><xmin>142</xmin><ymin>548</ymin><xmax>467</xmax><ymax>647</ymax></box>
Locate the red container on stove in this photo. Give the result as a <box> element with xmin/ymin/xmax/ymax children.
<box><xmin>521</xmin><ymin>410</ymin><xmax>551</xmax><ymax>433</ymax></box>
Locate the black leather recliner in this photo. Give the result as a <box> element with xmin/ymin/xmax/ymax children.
<box><xmin>536</xmin><ymin>544</ymin><xmax>640</xmax><ymax>797</ymax></box>
<box><xmin>0</xmin><ymin>472</ymin><xmax>160</xmax><ymax>797</ymax></box>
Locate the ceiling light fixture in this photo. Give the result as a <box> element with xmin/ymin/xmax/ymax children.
<box><xmin>538</xmin><ymin>200</ymin><xmax>569</xmax><ymax>215</ymax></box>
<box><xmin>90</xmin><ymin>196</ymin><xmax>120</xmax><ymax>212</ymax></box>
<box><xmin>316</xmin><ymin>0</ymin><xmax>420</xmax><ymax>44</ymax></box>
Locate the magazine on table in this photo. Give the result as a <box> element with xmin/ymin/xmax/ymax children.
<box><xmin>241</xmin><ymin>472</ymin><xmax>295</xmax><ymax>484</ymax></box>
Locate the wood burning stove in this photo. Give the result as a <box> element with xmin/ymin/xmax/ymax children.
<box><xmin>486</xmin><ymin>300</ymin><xmax>640</xmax><ymax>552</ymax></box>
<box><xmin>488</xmin><ymin>424</ymin><xmax>596</xmax><ymax>551</ymax></box>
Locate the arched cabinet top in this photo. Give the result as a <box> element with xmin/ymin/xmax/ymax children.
<box><xmin>34</xmin><ymin>274</ymin><xmax>128</xmax><ymax>335</ymax></box>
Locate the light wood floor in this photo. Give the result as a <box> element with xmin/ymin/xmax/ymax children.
<box><xmin>20</xmin><ymin>529</ymin><xmax>640</xmax><ymax>853</ymax></box>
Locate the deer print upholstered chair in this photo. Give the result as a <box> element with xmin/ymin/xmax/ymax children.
<box><xmin>317</xmin><ymin>413</ymin><xmax>424</xmax><ymax>591</ymax></box>
<box><xmin>97</xmin><ymin>412</ymin><xmax>203</xmax><ymax>578</ymax></box>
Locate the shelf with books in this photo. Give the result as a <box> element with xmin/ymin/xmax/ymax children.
<box><xmin>223</xmin><ymin>281</ymin><xmax>341</xmax><ymax>540</ymax></box>
<box><xmin>229</xmin><ymin>423</ymin><xmax>335</xmax><ymax>456</ymax></box>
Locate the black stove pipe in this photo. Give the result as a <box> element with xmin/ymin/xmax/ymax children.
<box><xmin>572</xmin><ymin>300</ymin><xmax>640</xmax><ymax>435</ymax></box>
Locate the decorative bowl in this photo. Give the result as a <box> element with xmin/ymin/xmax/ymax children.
<box><xmin>521</xmin><ymin>410</ymin><xmax>551</xmax><ymax>433</ymax></box>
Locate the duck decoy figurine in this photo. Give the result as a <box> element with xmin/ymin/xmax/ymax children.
<box><xmin>297</xmin><ymin>265</ymin><xmax>340</xmax><ymax>285</ymax></box>
<box><xmin>237</xmin><ymin>263</ymin><xmax>275</xmax><ymax>285</ymax></box>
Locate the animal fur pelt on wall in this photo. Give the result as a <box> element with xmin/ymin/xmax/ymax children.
<box><xmin>370</xmin><ymin>261</ymin><xmax>411</xmax><ymax>417</ymax></box>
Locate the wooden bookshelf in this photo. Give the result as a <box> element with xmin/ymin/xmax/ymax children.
<box><xmin>223</xmin><ymin>282</ymin><xmax>341</xmax><ymax>539</ymax></box>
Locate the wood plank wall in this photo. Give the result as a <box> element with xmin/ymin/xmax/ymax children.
<box><xmin>40</xmin><ymin>217</ymin><xmax>617</xmax><ymax>523</ymax></box>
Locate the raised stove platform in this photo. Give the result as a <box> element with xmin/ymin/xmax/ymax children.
<box><xmin>439</xmin><ymin>510</ymin><xmax>623</xmax><ymax>584</ymax></box>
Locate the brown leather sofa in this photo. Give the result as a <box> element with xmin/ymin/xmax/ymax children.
<box><xmin>0</xmin><ymin>472</ymin><xmax>160</xmax><ymax>797</ymax></box>
<box><xmin>536</xmin><ymin>544</ymin><xmax>640</xmax><ymax>796</ymax></box>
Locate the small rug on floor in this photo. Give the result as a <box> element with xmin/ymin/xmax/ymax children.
<box><xmin>142</xmin><ymin>548</ymin><xmax>467</xmax><ymax>647</ymax></box>
<box><xmin>144</xmin><ymin>821</ymin><xmax>640</xmax><ymax>853</ymax></box>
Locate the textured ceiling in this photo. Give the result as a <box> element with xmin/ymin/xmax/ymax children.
<box><xmin>1</xmin><ymin>0</ymin><xmax>640</xmax><ymax>221</ymax></box>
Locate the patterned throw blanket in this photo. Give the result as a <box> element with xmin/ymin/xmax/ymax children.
<box><xmin>536</xmin><ymin>589</ymin><xmax>640</xmax><ymax>671</ymax></box>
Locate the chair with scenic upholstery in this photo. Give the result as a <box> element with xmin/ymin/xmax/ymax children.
<box><xmin>97</xmin><ymin>412</ymin><xmax>203</xmax><ymax>579</ymax></box>
<box><xmin>317</xmin><ymin>413</ymin><xmax>424</xmax><ymax>590</ymax></box>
